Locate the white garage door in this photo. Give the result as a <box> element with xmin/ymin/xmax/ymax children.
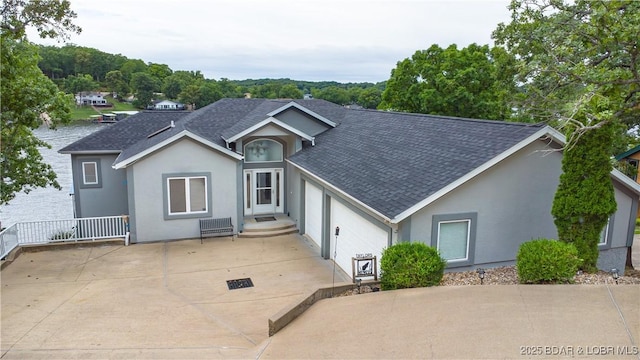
<box><xmin>304</xmin><ymin>181</ymin><xmax>323</xmax><ymax>248</ymax></box>
<box><xmin>330</xmin><ymin>199</ymin><xmax>389</xmax><ymax>279</ymax></box>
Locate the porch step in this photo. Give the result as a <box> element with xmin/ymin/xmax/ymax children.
<box><xmin>238</xmin><ymin>224</ymin><xmax>299</xmax><ymax>238</ymax></box>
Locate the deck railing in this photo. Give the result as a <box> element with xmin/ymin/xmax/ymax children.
<box><xmin>0</xmin><ymin>215</ymin><xmax>128</xmax><ymax>260</ymax></box>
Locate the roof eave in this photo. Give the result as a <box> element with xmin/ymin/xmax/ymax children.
<box><xmin>286</xmin><ymin>159</ymin><xmax>392</xmax><ymax>224</ymax></box>
<box><xmin>392</xmin><ymin>126</ymin><xmax>557</xmax><ymax>223</ymax></box>
<box><xmin>113</xmin><ymin>130</ymin><xmax>243</xmax><ymax>169</ymax></box>
<box><xmin>58</xmin><ymin>150</ymin><xmax>122</xmax><ymax>155</ymax></box>
<box><xmin>223</xmin><ymin>117</ymin><xmax>315</xmax><ymax>143</ymax></box>
<box><xmin>267</xmin><ymin>101</ymin><xmax>337</xmax><ymax>127</ymax></box>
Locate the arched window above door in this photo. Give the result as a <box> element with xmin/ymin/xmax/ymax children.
<box><xmin>244</xmin><ymin>139</ymin><xmax>283</xmax><ymax>163</ymax></box>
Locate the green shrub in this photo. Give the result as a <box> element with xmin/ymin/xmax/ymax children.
<box><xmin>516</xmin><ymin>239</ymin><xmax>581</xmax><ymax>284</ymax></box>
<box><xmin>380</xmin><ymin>242</ymin><xmax>446</xmax><ymax>290</ymax></box>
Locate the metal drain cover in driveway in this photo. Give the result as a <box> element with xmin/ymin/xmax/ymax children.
<box><xmin>227</xmin><ymin>278</ymin><xmax>254</xmax><ymax>290</ymax></box>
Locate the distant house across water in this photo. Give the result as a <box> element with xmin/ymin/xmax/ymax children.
<box><xmin>76</xmin><ymin>92</ymin><xmax>109</xmax><ymax>106</ymax></box>
<box><xmin>149</xmin><ymin>100</ymin><xmax>185</xmax><ymax>110</ymax></box>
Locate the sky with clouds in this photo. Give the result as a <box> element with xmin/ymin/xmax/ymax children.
<box><xmin>30</xmin><ymin>0</ymin><xmax>513</xmax><ymax>83</ymax></box>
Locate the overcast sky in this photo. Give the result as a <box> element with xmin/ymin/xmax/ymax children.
<box><xmin>30</xmin><ymin>0</ymin><xmax>513</xmax><ymax>83</ymax></box>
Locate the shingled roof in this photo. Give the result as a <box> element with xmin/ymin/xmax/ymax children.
<box><xmin>60</xmin><ymin>99</ymin><xmax>549</xmax><ymax>220</ymax></box>
<box><xmin>287</xmin><ymin>109</ymin><xmax>546</xmax><ymax>220</ymax></box>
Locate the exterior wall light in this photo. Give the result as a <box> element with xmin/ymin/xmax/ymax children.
<box><xmin>476</xmin><ymin>268</ymin><xmax>486</xmax><ymax>285</ymax></box>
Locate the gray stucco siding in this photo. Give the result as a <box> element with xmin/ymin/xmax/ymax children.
<box><xmin>130</xmin><ymin>138</ymin><xmax>239</xmax><ymax>242</ymax></box>
<box><xmin>275</xmin><ymin>108</ymin><xmax>332</xmax><ymax>136</ymax></box>
<box><xmin>72</xmin><ymin>154</ymin><xmax>128</xmax><ymax>218</ymax></box>
<box><xmin>408</xmin><ymin>139</ymin><xmax>562</xmax><ymax>268</ymax></box>
<box><xmin>598</xmin><ymin>182</ymin><xmax>636</xmax><ymax>271</ymax></box>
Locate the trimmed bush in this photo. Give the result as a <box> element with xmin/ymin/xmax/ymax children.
<box><xmin>516</xmin><ymin>239</ymin><xmax>581</xmax><ymax>284</ymax></box>
<box><xmin>380</xmin><ymin>242</ymin><xmax>446</xmax><ymax>290</ymax></box>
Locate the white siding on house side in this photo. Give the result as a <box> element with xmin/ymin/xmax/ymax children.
<box><xmin>304</xmin><ymin>181</ymin><xmax>323</xmax><ymax>248</ymax></box>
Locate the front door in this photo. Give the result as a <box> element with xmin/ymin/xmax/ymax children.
<box><xmin>244</xmin><ymin>168</ymin><xmax>283</xmax><ymax>215</ymax></box>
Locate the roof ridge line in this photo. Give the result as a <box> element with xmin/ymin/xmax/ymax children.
<box><xmin>349</xmin><ymin>108</ymin><xmax>544</xmax><ymax>127</ymax></box>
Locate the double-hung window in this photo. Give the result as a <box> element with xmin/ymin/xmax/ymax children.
<box><xmin>164</xmin><ymin>173</ymin><xmax>211</xmax><ymax>218</ymax></box>
<box><xmin>79</xmin><ymin>159</ymin><xmax>101</xmax><ymax>188</ymax></box>
<box><xmin>431</xmin><ymin>213</ymin><xmax>477</xmax><ymax>267</ymax></box>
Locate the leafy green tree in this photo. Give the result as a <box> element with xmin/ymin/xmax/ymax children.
<box><xmin>312</xmin><ymin>86</ymin><xmax>350</xmax><ymax>105</ymax></box>
<box><xmin>147</xmin><ymin>62</ymin><xmax>172</xmax><ymax>84</ymax></box>
<box><xmin>493</xmin><ymin>0</ymin><xmax>640</xmax><ymax>128</ymax></box>
<box><xmin>358</xmin><ymin>87</ymin><xmax>382</xmax><ymax>109</ymax></box>
<box><xmin>552</xmin><ymin>116</ymin><xmax>617</xmax><ymax>272</ymax></box>
<box><xmin>1</xmin><ymin>0</ymin><xmax>79</xmax><ymax>205</ymax></box>
<box><xmin>1</xmin><ymin>0</ymin><xmax>80</xmax><ymax>40</ymax></box>
<box><xmin>120</xmin><ymin>59</ymin><xmax>147</xmax><ymax>84</ymax></box>
<box><xmin>105</xmin><ymin>70</ymin><xmax>129</xmax><ymax>99</ymax></box>
<box><xmin>196</xmin><ymin>82</ymin><xmax>223</xmax><ymax>108</ymax></box>
<box><xmin>380</xmin><ymin>43</ymin><xmax>517</xmax><ymax>120</ymax></box>
<box><xmin>278</xmin><ymin>84</ymin><xmax>303</xmax><ymax>99</ymax></box>
<box><xmin>492</xmin><ymin>0</ymin><xmax>638</xmax><ymax>270</ymax></box>
<box><xmin>130</xmin><ymin>72</ymin><xmax>159</xmax><ymax>108</ymax></box>
<box><xmin>63</xmin><ymin>73</ymin><xmax>97</xmax><ymax>94</ymax></box>
<box><xmin>178</xmin><ymin>84</ymin><xmax>201</xmax><ymax>109</ymax></box>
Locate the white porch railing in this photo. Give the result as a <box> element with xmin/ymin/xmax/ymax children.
<box><xmin>0</xmin><ymin>215</ymin><xmax>128</xmax><ymax>260</ymax></box>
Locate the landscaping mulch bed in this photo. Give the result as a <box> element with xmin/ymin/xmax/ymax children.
<box><xmin>339</xmin><ymin>266</ymin><xmax>640</xmax><ymax>296</ymax></box>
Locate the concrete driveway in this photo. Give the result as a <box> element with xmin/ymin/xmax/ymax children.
<box><xmin>1</xmin><ymin>235</ymin><xmax>348</xmax><ymax>359</ymax></box>
<box><xmin>2</xmin><ymin>235</ymin><xmax>640</xmax><ymax>359</ymax></box>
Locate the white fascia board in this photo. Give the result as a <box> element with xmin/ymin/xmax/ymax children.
<box><xmin>611</xmin><ymin>168</ymin><xmax>640</xmax><ymax>195</ymax></box>
<box><xmin>393</xmin><ymin>126</ymin><xmax>557</xmax><ymax>223</ymax></box>
<box><xmin>522</xmin><ymin>126</ymin><xmax>640</xmax><ymax>195</ymax></box>
<box><xmin>224</xmin><ymin>117</ymin><xmax>314</xmax><ymax>143</ymax></box>
<box><xmin>267</xmin><ymin>101</ymin><xmax>337</xmax><ymax>127</ymax></box>
<box><xmin>113</xmin><ymin>130</ymin><xmax>243</xmax><ymax>169</ymax></box>
<box><xmin>286</xmin><ymin>159</ymin><xmax>392</xmax><ymax>224</ymax></box>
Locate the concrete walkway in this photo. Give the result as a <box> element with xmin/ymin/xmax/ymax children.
<box><xmin>1</xmin><ymin>234</ymin><xmax>639</xmax><ymax>359</ymax></box>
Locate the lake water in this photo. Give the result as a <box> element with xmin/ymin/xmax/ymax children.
<box><xmin>0</xmin><ymin>123</ymin><xmax>104</xmax><ymax>228</ymax></box>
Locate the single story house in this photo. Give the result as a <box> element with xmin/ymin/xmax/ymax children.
<box><xmin>150</xmin><ymin>100</ymin><xmax>185</xmax><ymax>110</ymax></box>
<box><xmin>59</xmin><ymin>99</ymin><xmax>640</xmax><ymax>276</ymax></box>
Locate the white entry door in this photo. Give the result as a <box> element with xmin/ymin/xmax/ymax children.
<box><xmin>244</xmin><ymin>168</ymin><xmax>283</xmax><ymax>215</ymax></box>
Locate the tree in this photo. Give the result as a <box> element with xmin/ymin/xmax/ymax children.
<box><xmin>379</xmin><ymin>44</ymin><xmax>517</xmax><ymax>120</ymax></box>
<box><xmin>105</xmin><ymin>70</ymin><xmax>129</xmax><ymax>99</ymax></box>
<box><xmin>1</xmin><ymin>0</ymin><xmax>80</xmax><ymax>205</ymax></box>
<box><xmin>552</xmin><ymin>117</ymin><xmax>617</xmax><ymax>272</ymax></box>
<box><xmin>278</xmin><ymin>84</ymin><xmax>303</xmax><ymax>99</ymax></box>
<box><xmin>492</xmin><ymin>0</ymin><xmax>639</xmax><ymax>270</ymax></box>
<box><xmin>312</xmin><ymin>86</ymin><xmax>350</xmax><ymax>105</ymax></box>
<box><xmin>1</xmin><ymin>0</ymin><xmax>80</xmax><ymax>40</ymax></box>
<box><xmin>493</xmin><ymin>0</ymin><xmax>640</xmax><ymax>128</ymax></box>
<box><xmin>147</xmin><ymin>62</ymin><xmax>172</xmax><ymax>84</ymax></box>
<box><xmin>358</xmin><ymin>87</ymin><xmax>382</xmax><ymax>109</ymax></box>
<box><xmin>130</xmin><ymin>72</ymin><xmax>159</xmax><ymax>108</ymax></box>
<box><xmin>63</xmin><ymin>73</ymin><xmax>97</xmax><ymax>94</ymax></box>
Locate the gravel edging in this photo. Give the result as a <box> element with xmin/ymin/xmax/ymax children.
<box><xmin>339</xmin><ymin>266</ymin><xmax>640</xmax><ymax>296</ymax></box>
<box><xmin>441</xmin><ymin>266</ymin><xmax>640</xmax><ymax>286</ymax></box>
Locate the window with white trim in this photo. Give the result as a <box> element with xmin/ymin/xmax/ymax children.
<box><xmin>79</xmin><ymin>159</ymin><xmax>102</xmax><ymax>188</ymax></box>
<box><xmin>167</xmin><ymin>176</ymin><xmax>208</xmax><ymax>215</ymax></box>
<box><xmin>598</xmin><ymin>217</ymin><xmax>613</xmax><ymax>248</ymax></box>
<box><xmin>82</xmin><ymin>162</ymin><xmax>98</xmax><ymax>185</ymax></box>
<box><xmin>438</xmin><ymin>220</ymin><xmax>471</xmax><ymax>261</ymax></box>
<box><xmin>431</xmin><ymin>213</ymin><xmax>477</xmax><ymax>267</ymax></box>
